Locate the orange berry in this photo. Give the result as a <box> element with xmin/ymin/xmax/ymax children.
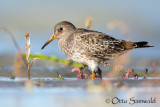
<box><xmin>25</xmin><ymin>33</ymin><xmax>29</xmax><ymax>37</ymax></box>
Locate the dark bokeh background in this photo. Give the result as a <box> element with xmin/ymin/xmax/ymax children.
<box><xmin>0</xmin><ymin>0</ymin><xmax>160</xmax><ymax>67</ymax></box>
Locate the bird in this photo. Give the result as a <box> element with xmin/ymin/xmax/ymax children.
<box><xmin>41</xmin><ymin>21</ymin><xmax>153</xmax><ymax>79</ymax></box>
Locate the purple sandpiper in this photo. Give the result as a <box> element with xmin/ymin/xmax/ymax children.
<box><xmin>42</xmin><ymin>21</ymin><xmax>153</xmax><ymax>79</ymax></box>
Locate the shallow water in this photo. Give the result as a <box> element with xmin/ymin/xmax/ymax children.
<box><xmin>0</xmin><ymin>76</ymin><xmax>160</xmax><ymax>107</ymax></box>
<box><xmin>0</xmin><ymin>65</ymin><xmax>160</xmax><ymax>107</ymax></box>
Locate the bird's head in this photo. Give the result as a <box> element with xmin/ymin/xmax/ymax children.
<box><xmin>41</xmin><ymin>21</ymin><xmax>76</xmax><ymax>49</ymax></box>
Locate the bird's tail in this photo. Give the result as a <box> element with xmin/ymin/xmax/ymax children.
<box><xmin>133</xmin><ymin>41</ymin><xmax>154</xmax><ymax>48</ymax></box>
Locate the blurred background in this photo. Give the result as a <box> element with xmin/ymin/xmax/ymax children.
<box><xmin>0</xmin><ymin>0</ymin><xmax>160</xmax><ymax>67</ymax></box>
<box><xmin>1</xmin><ymin>1</ymin><xmax>160</xmax><ymax>107</ymax></box>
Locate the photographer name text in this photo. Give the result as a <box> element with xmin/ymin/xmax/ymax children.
<box><xmin>105</xmin><ymin>97</ymin><xmax>156</xmax><ymax>105</ymax></box>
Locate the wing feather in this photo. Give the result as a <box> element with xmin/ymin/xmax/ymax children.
<box><xmin>73</xmin><ymin>29</ymin><xmax>129</xmax><ymax>62</ymax></box>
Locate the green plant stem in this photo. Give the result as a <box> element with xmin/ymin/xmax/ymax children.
<box><xmin>24</xmin><ymin>54</ymin><xmax>83</xmax><ymax>68</ymax></box>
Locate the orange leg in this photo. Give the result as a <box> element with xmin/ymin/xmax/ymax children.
<box><xmin>91</xmin><ymin>72</ymin><xmax>96</xmax><ymax>79</ymax></box>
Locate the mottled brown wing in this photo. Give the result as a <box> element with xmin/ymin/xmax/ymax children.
<box><xmin>74</xmin><ymin>29</ymin><xmax>130</xmax><ymax>62</ymax></box>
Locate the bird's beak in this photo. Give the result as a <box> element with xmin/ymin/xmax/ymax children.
<box><xmin>41</xmin><ymin>34</ymin><xmax>57</xmax><ymax>49</ymax></box>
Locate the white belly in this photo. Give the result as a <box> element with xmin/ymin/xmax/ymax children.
<box><xmin>71</xmin><ymin>53</ymin><xmax>98</xmax><ymax>72</ymax></box>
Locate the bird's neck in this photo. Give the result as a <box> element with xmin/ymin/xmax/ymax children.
<box><xmin>58</xmin><ymin>38</ymin><xmax>67</xmax><ymax>49</ymax></box>
<box><xmin>58</xmin><ymin>37</ymin><xmax>73</xmax><ymax>57</ymax></box>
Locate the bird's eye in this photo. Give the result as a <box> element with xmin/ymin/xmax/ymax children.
<box><xmin>58</xmin><ymin>27</ymin><xmax>63</xmax><ymax>32</ymax></box>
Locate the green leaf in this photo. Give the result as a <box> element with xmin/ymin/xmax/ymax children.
<box><xmin>23</xmin><ymin>53</ymin><xmax>83</xmax><ymax>67</ymax></box>
<box><xmin>56</xmin><ymin>72</ymin><xmax>63</xmax><ymax>80</ymax></box>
